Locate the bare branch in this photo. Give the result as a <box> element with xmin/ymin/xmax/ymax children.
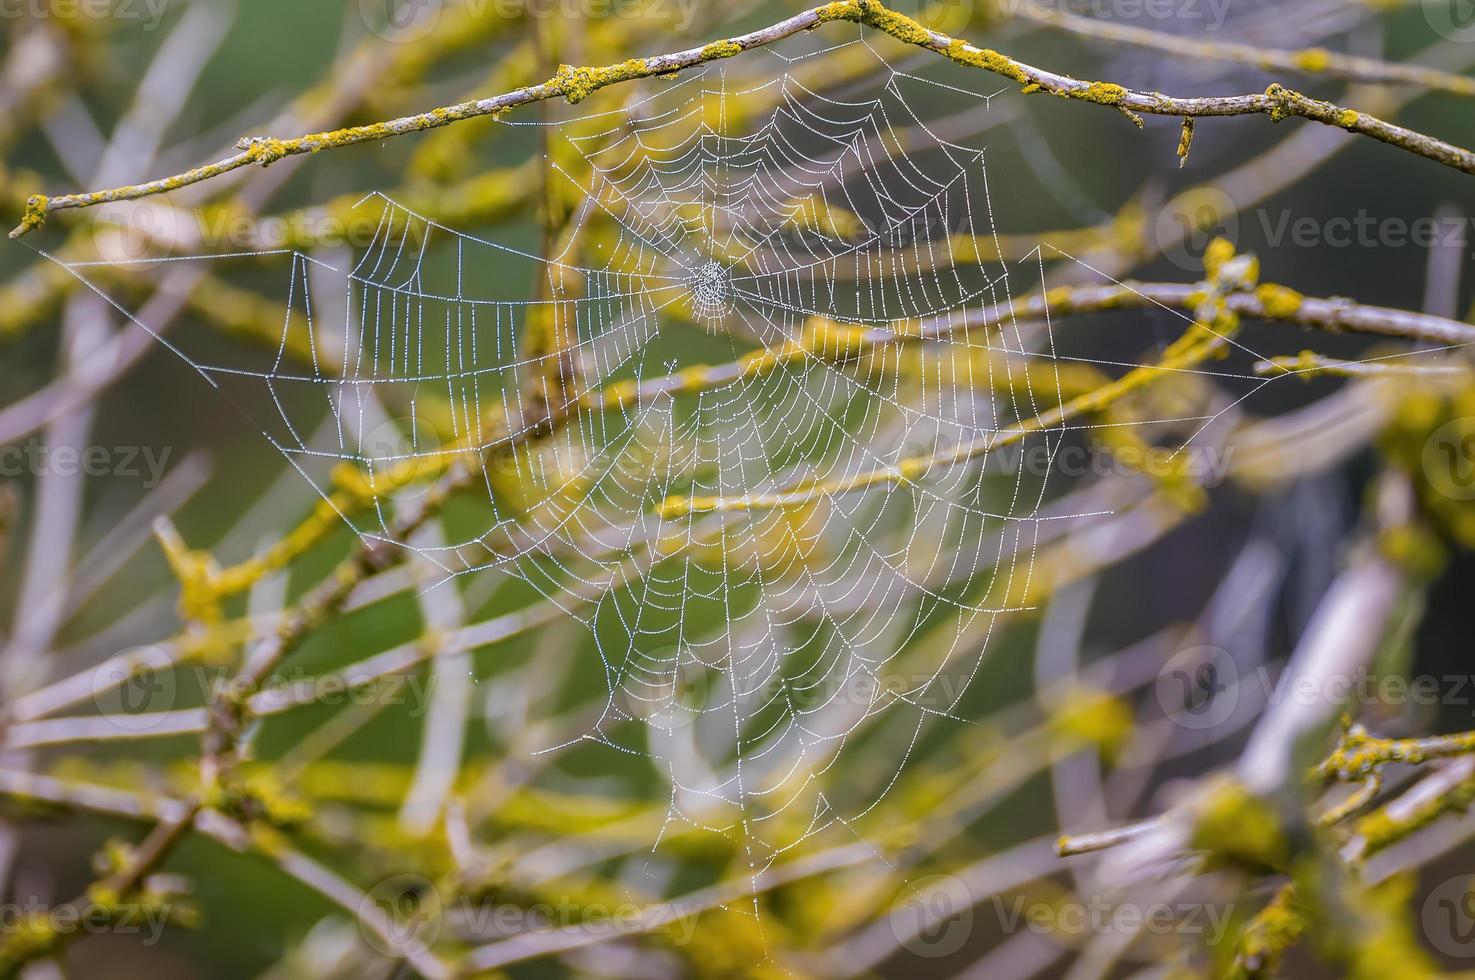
<box><xmin>12</xmin><ymin>0</ymin><xmax>1475</xmax><ymax>238</ymax></box>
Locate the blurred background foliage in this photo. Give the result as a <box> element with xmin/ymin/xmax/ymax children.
<box><xmin>1</xmin><ymin>1</ymin><xmax>1474</xmax><ymax>978</ymax></box>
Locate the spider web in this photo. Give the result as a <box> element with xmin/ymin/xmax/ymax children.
<box><xmin>38</xmin><ymin>30</ymin><xmax>1267</xmax><ymax>947</ymax></box>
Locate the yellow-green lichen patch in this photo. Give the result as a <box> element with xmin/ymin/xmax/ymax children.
<box><xmin>1202</xmin><ymin>236</ymin><xmax>1237</xmax><ymax>279</ymax></box>
<box><xmin>553</xmin><ymin>59</ymin><xmax>651</xmax><ymax>105</ymax></box>
<box><xmin>942</xmin><ymin>41</ymin><xmax>1030</xmax><ymax>85</ymax></box>
<box><xmin>1293</xmin><ymin>47</ymin><xmax>1331</xmax><ymax>72</ymax></box>
<box><xmin>1264</xmin><ymin>83</ymin><xmax>1300</xmax><ymax>122</ymax></box>
<box><xmin>1377</xmin><ymin>522</ymin><xmax>1446</xmax><ymax>580</ymax></box>
<box><xmin>1076</xmin><ymin>81</ymin><xmax>1128</xmax><ymax>106</ymax></box>
<box><xmin>1191</xmin><ymin>780</ymin><xmax>1289</xmax><ymax>872</ymax></box>
<box><xmin>1048</xmin><ymin>688</ymin><xmax>1134</xmax><ymax>761</ymax></box>
<box><xmin>14</xmin><ymin>194</ymin><xmax>48</xmax><ymax>236</ymax></box>
<box><xmin>1255</xmin><ymin>283</ymin><xmax>1305</xmax><ymax>318</ymax></box>
<box><xmin>700</xmin><ymin>40</ymin><xmax>743</xmax><ymax>60</ymax></box>
<box><xmin>1043</xmin><ymin>285</ymin><xmax>1077</xmax><ymax>312</ymax></box>
<box><xmin>855</xmin><ymin>0</ymin><xmax>934</xmax><ymax>46</ymax></box>
<box><xmin>1232</xmin><ymin>883</ymin><xmax>1304</xmax><ymax>980</ymax></box>
<box><xmin>241</xmin><ymin>137</ymin><xmax>290</xmax><ymax>167</ymax></box>
<box><xmin>814</xmin><ymin>0</ymin><xmax>863</xmax><ymax>24</ymax></box>
<box><xmin>1337</xmin><ymin>109</ymin><xmax>1360</xmax><ymax>129</ymax></box>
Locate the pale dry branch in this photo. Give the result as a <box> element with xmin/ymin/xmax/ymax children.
<box><xmin>1017</xmin><ymin>5</ymin><xmax>1475</xmax><ymax>98</ymax></box>
<box><xmin>11</xmin><ymin>0</ymin><xmax>1475</xmax><ymax>239</ymax></box>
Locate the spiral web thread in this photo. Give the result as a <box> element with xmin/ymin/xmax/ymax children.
<box><xmin>42</xmin><ymin>32</ymin><xmax>1262</xmax><ymax>948</ymax></box>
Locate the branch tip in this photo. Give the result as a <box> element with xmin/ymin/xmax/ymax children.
<box><xmin>9</xmin><ymin>195</ymin><xmax>49</xmax><ymax>239</ymax></box>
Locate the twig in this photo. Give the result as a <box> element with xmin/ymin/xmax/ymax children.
<box><xmin>1055</xmin><ymin>816</ymin><xmax>1164</xmax><ymax>856</ymax></box>
<box><xmin>13</xmin><ymin>0</ymin><xmax>1475</xmax><ymax>238</ymax></box>
<box><xmin>1254</xmin><ymin>352</ymin><xmax>1472</xmax><ymax>378</ymax></box>
<box><xmin>1017</xmin><ymin>6</ymin><xmax>1475</xmax><ymax>98</ymax></box>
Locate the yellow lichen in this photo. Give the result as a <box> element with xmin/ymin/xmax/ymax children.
<box><xmin>1337</xmin><ymin>109</ymin><xmax>1360</xmax><ymax>129</ymax></box>
<box><xmin>1377</xmin><ymin>523</ymin><xmax>1446</xmax><ymax>580</ymax></box>
<box><xmin>1202</xmin><ymin>237</ymin><xmax>1237</xmax><ymax>279</ymax></box>
<box><xmin>855</xmin><ymin>0</ymin><xmax>934</xmax><ymax>46</ymax></box>
<box><xmin>1191</xmin><ymin>780</ymin><xmax>1289</xmax><ymax>871</ymax></box>
<box><xmin>1048</xmin><ymin>688</ymin><xmax>1134</xmax><ymax>761</ymax></box>
<box><xmin>801</xmin><ymin>317</ymin><xmax>872</xmax><ymax>358</ymax></box>
<box><xmin>14</xmin><ymin>194</ymin><xmax>48</xmax><ymax>236</ymax></box>
<box><xmin>240</xmin><ymin>137</ymin><xmax>290</xmax><ymax>167</ymax></box>
<box><xmin>1255</xmin><ymin>283</ymin><xmax>1305</xmax><ymax>318</ymax></box>
<box><xmin>1232</xmin><ymin>883</ymin><xmax>1303</xmax><ymax>979</ymax></box>
<box><xmin>553</xmin><ymin>58</ymin><xmax>651</xmax><ymax>105</ymax></box>
<box><xmin>700</xmin><ymin>40</ymin><xmax>743</xmax><ymax>60</ymax></box>
<box><xmin>942</xmin><ymin>41</ymin><xmax>1029</xmax><ymax>85</ymax></box>
<box><xmin>1077</xmin><ymin>81</ymin><xmax>1128</xmax><ymax>106</ymax></box>
<box><xmin>817</xmin><ymin>1</ymin><xmax>861</xmax><ymax>21</ymax></box>
<box><xmin>1293</xmin><ymin>47</ymin><xmax>1331</xmax><ymax>72</ymax></box>
<box><xmin>1264</xmin><ymin>83</ymin><xmax>1300</xmax><ymax>122</ymax></box>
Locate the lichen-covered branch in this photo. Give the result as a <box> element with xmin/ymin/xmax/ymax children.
<box><xmin>1017</xmin><ymin>6</ymin><xmax>1475</xmax><ymax>98</ymax></box>
<box><xmin>12</xmin><ymin>0</ymin><xmax>1475</xmax><ymax>238</ymax></box>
